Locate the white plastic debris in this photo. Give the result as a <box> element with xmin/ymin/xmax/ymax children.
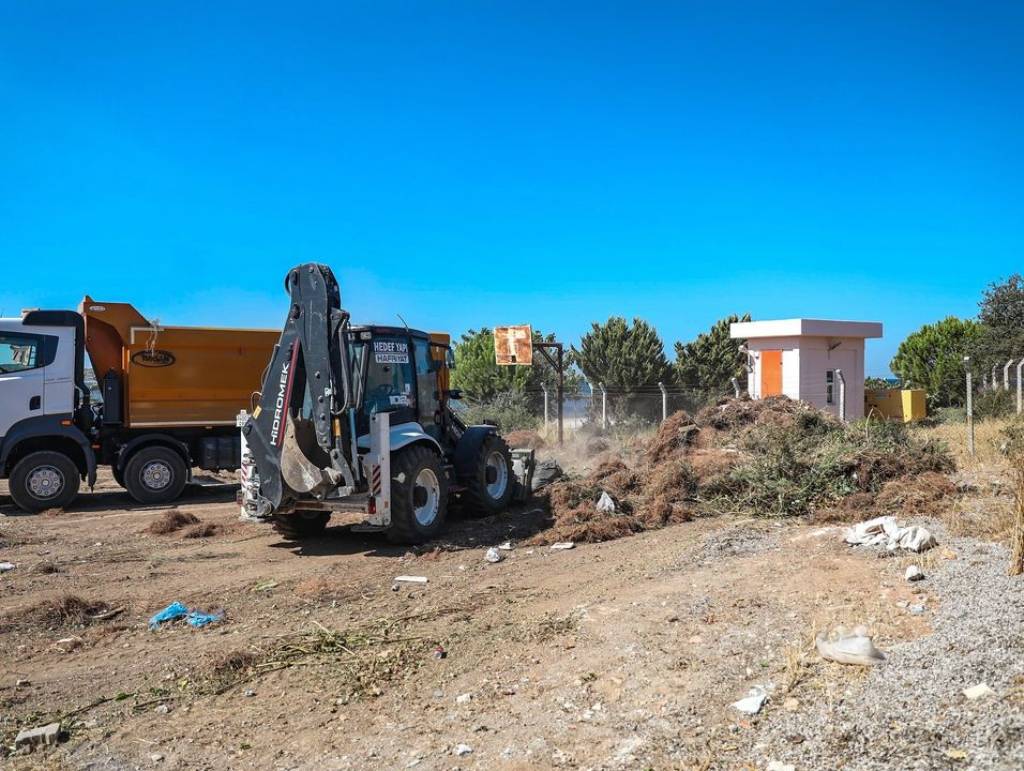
<box><xmin>816</xmin><ymin>625</ymin><xmax>885</xmax><ymax>666</ymax></box>
<box><xmin>550</xmin><ymin>542</ymin><xmax>576</xmax><ymax>551</ymax></box>
<box><xmin>394</xmin><ymin>575</ymin><xmax>428</xmax><ymax>584</ymax></box>
<box><xmin>498</xmin><ymin>541</ymin><xmax>514</xmax><ymax>551</ymax></box>
<box><xmin>963</xmin><ymin>683</ymin><xmax>994</xmax><ymax>700</ymax></box>
<box><xmin>454</xmin><ymin>743</ymin><xmax>473</xmax><ymax>756</ymax></box>
<box><xmin>905</xmin><ymin>565</ymin><xmax>924</xmax><ymax>582</ymax></box>
<box><xmin>484</xmin><ymin>547</ymin><xmax>503</xmax><ymax>563</ymax></box>
<box><xmin>731</xmin><ymin>685</ymin><xmax>769</xmax><ymax>715</ymax></box>
<box><xmin>596</xmin><ymin>491</ymin><xmax>617</xmax><ymax>513</ymax></box>
<box><xmin>0</xmin><ymin>562</ymin><xmax>15</xmax><ymax>573</ymax></box>
<box><xmin>844</xmin><ymin>516</ymin><xmax>937</xmax><ymax>553</ymax></box>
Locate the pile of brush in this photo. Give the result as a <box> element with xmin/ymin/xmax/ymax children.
<box><xmin>535</xmin><ymin>396</ymin><xmax>955</xmax><ymax>544</ymax></box>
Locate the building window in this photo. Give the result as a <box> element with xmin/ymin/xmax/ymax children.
<box><xmin>826</xmin><ymin>370</ymin><xmax>835</xmax><ymax>405</ymax></box>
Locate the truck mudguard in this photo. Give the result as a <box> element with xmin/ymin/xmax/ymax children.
<box><xmin>0</xmin><ymin>413</ymin><xmax>97</xmax><ymax>486</ymax></box>
<box><xmin>452</xmin><ymin>424</ymin><xmax>499</xmax><ymax>479</ymax></box>
<box><xmin>115</xmin><ymin>434</ymin><xmax>192</xmax><ymax>474</ymax></box>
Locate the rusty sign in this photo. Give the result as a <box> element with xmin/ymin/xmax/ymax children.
<box><xmin>494</xmin><ymin>325</ymin><xmax>533</xmax><ymax>365</ymax></box>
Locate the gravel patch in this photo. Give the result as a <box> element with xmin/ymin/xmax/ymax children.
<box><xmin>742</xmin><ymin>523</ymin><xmax>1024</xmax><ymax>770</ymax></box>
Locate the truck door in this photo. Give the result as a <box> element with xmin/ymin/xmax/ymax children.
<box><xmin>42</xmin><ymin>327</ymin><xmax>76</xmax><ymax>416</ymax></box>
<box><xmin>0</xmin><ymin>330</ymin><xmax>48</xmax><ymax>437</ymax></box>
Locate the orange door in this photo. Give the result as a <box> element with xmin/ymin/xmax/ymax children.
<box><xmin>761</xmin><ymin>350</ymin><xmax>783</xmax><ymax>396</ymax></box>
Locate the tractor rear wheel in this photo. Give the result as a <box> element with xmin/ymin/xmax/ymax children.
<box><xmin>272</xmin><ymin>511</ymin><xmax>331</xmax><ymax>540</ymax></box>
<box><xmin>387</xmin><ymin>444</ymin><xmax>448</xmax><ymax>544</ymax></box>
<box><xmin>461</xmin><ymin>435</ymin><xmax>514</xmax><ymax>516</ymax></box>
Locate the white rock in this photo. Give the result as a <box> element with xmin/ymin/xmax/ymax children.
<box><xmin>731</xmin><ymin>685</ymin><xmax>769</xmax><ymax>715</ymax></box>
<box><xmin>454</xmin><ymin>743</ymin><xmax>473</xmax><ymax>756</ymax></box>
<box><xmin>150</xmin><ymin>753</ymin><xmax>164</xmax><ymax>762</ymax></box>
<box><xmin>963</xmin><ymin>683</ymin><xmax>995</xmax><ymax>700</ymax></box>
<box><xmin>456</xmin><ymin>692</ymin><xmax>472</xmax><ymax>704</ymax></box>
<box><xmin>154</xmin><ymin>703</ymin><xmax>171</xmax><ymax>715</ymax></box>
<box><xmin>14</xmin><ymin>722</ymin><xmax>61</xmax><ymax>748</ymax></box>
<box><xmin>905</xmin><ymin>565</ymin><xmax>925</xmax><ymax>581</ymax></box>
<box><xmin>484</xmin><ymin>547</ymin><xmax>503</xmax><ymax>563</ymax></box>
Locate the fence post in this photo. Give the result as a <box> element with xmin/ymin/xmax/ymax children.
<box><xmin>1017</xmin><ymin>357</ymin><xmax>1024</xmax><ymax>414</ymax></box>
<box><xmin>730</xmin><ymin>377</ymin><xmax>740</xmax><ymax>398</ymax></box>
<box><xmin>966</xmin><ymin>356</ymin><xmax>975</xmax><ymax>458</ymax></box>
<box><xmin>658</xmin><ymin>381</ymin><xmax>667</xmax><ymax>422</ymax></box>
<box><xmin>541</xmin><ymin>383</ymin><xmax>549</xmax><ymax>430</ymax></box>
<box><xmin>835</xmin><ymin>368</ymin><xmax>846</xmax><ymax>422</ymax></box>
<box><xmin>1005</xmin><ymin>359</ymin><xmax>1015</xmax><ymax>391</ymax></box>
<box><xmin>992</xmin><ymin>364</ymin><xmax>999</xmax><ymax>391</ymax></box>
<box><xmin>600</xmin><ymin>383</ymin><xmax>608</xmax><ymax>430</ymax></box>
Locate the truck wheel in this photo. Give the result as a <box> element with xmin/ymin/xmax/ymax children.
<box><xmin>272</xmin><ymin>511</ymin><xmax>330</xmax><ymax>540</ymax></box>
<box><xmin>123</xmin><ymin>446</ymin><xmax>188</xmax><ymax>505</ymax></box>
<box><xmin>112</xmin><ymin>465</ymin><xmax>126</xmax><ymax>489</ymax></box>
<box><xmin>461</xmin><ymin>435</ymin><xmax>514</xmax><ymax>516</ymax></box>
<box><xmin>9</xmin><ymin>451</ymin><xmax>81</xmax><ymax>512</ymax></box>
<box><xmin>387</xmin><ymin>444</ymin><xmax>448</xmax><ymax>544</ymax></box>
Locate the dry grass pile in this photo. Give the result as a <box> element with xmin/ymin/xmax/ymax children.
<box><xmin>145</xmin><ymin>510</ymin><xmax>200</xmax><ymax>535</ymax></box>
<box><xmin>504</xmin><ymin>429</ymin><xmax>546</xmax><ymax>450</ymax></box>
<box><xmin>3</xmin><ymin>594</ymin><xmax>118</xmax><ymax>631</ymax></box>
<box><xmin>538</xmin><ymin>396</ymin><xmax>958</xmax><ymax>544</ymax></box>
<box><xmin>183</xmin><ymin>523</ymin><xmax>220</xmax><ymax>539</ymax></box>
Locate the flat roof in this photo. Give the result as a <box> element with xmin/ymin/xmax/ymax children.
<box><xmin>730</xmin><ymin>319</ymin><xmax>883</xmax><ymax>339</ymax></box>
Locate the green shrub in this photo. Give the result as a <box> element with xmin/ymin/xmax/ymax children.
<box><xmin>459</xmin><ymin>390</ymin><xmax>539</xmax><ymax>433</ymax></box>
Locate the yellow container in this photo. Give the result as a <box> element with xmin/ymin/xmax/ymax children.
<box><xmin>865</xmin><ymin>388</ymin><xmax>926</xmax><ymax>422</ymax></box>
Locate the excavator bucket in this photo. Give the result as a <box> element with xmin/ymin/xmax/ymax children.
<box><xmin>280</xmin><ymin>416</ymin><xmax>328</xmax><ymax>494</ymax></box>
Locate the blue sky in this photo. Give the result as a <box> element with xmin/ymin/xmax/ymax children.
<box><xmin>1</xmin><ymin>1</ymin><xmax>1021</xmax><ymax>375</ymax></box>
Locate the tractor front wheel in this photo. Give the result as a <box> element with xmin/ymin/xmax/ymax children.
<box><xmin>461</xmin><ymin>435</ymin><xmax>514</xmax><ymax>516</ymax></box>
<box><xmin>387</xmin><ymin>444</ymin><xmax>448</xmax><ymax>544</ymax></box>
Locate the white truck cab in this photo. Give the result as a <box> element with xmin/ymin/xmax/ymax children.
<box><xmin>0</xmin><ymin>310</ymin><xmax>95</xmax><ymax>510</ymax></box>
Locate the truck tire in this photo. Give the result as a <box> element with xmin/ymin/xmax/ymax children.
<box><xmin>387</xmin><ymin>444</ymin><xmax>448</xmax><ymax>544</ymax></box>
<box><xmin>123</xmin><ymin>446</ymin><xmax>188</xmax><ymax>505</ymax></box>
<box><xmin>9</xmin><ymin>451</ymin><xmax>81</xmax><ymax>512</ymax></box>
<box><xmin>461</xmin><ymin>435</ymin><xmax>514</xmax><ymax>516</ymax></box>
<box><xmin>272</xmin><ymin>511</ymin><xmax>330</xmax><ymax>540</ymax></box>
<box><xmin>112</xmin><ymin>465</ymin><xmax>126</xmax><ymax>489</ymax></box>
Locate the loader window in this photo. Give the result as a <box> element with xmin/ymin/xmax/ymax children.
<box><xmin>359</xmin><ymin>335</ymin><xmax>416</xmax><ymax>427</ymax></box>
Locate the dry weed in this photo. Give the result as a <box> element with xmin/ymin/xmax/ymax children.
<box><xmin>145</xmin><ymin>511</ymin><xmax>200</xmax><ymax>535</ymax></box>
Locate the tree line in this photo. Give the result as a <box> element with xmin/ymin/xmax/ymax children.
<box><xmin>450</xmin><ymin>313</ymin><xmax>751</xmax><ymax>408</ymax></box>
<box><xmin>890</xmin><ymin>274</ymin><xmax>1024</xmax><ymax>409</ymax></box>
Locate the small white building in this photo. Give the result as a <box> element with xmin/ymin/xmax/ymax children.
<box><xmin>729</xmin><ymin>319</ymin><xmax>883</xmax><ymax>420</ymax></box>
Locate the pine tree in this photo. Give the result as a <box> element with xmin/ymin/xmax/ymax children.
<box><xmin>572</xmin><ymin>316</ymin><xmax>672</xmax><ymax>390</ymax></box>
<box><xmin>673</xmin><ymin>313</ymin><xmax>751</xmax><ymax>401</ymax></box>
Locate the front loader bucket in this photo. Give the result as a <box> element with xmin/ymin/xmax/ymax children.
<box><xmin>280</xmin><ymin>416</ymin><xmax>329</xmax><ymax>494</ymax></box>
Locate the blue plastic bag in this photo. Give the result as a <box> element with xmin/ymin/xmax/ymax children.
<box><xmin>186</xmin><ymin>610</ymin><xmax>224</xmax><ymax>628</ymax></box>
<box><xmin>149</xmin><ymin>602</ymin><xmax>189</xmax><ymax>629</ymax></box>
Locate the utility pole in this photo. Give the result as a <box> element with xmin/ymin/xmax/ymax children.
<box><xmin>966</xmin><ymin>356</ymin><xmax>975</xmax><ymax>458</ymax></box>
<box><xmin>658</xmin><ymin>382</ymin><xmax>667</xmax><ymax>423</ymax></box>
<box><xmin>532</xmin><ymin>342</ymin><xmax>564</xmax><ymax>445</ymax></box>
<box><xmin>835</xmin><ymin>368</ymin><xmax>846</xmax><ymax>422</ymax></box>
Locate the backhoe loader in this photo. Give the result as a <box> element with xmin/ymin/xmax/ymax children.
<box><xmin>238</xmin><ymin>263</ymin><xmax>534</xmax><ymax>543</ymax></box>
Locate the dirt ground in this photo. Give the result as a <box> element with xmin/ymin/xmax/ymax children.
<box><xmin>4</xmin><ymin>461</ymin><xmax>995</xmax><ymax>771</ymax></box>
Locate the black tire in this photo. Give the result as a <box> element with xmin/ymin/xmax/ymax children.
<box><xmin>123</xmin><ymin>446</ymin><xmax>188</xmax><ymax>505</ymax></box>
<box><xmin>272</xmin><ymin>511</ymin><xmax>330</xmax><ymax>540</ymax></box>
<box><xmin>9</xmin><ymin>451</ymin><xmax>81</xmax><ymax>512</ymax></box>
<box><xmin>387</xmin><ymin>444</ymin><xmax>448</xmax><ymax>544</ymax></box>
<box><xmin>461</xmin><ymin>435</ymin><xmax>514</xmax><ymax>516</ymax></box>
<box><xmin>112</xmin><ymin>465</ymin><xmax>126</xmax><ymax>489</ymax></box>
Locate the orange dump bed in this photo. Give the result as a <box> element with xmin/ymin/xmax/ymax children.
<box><xmin>80</xmin><ymin>297</ymin><xmax>279</xmax><ymax>428</ymax></box>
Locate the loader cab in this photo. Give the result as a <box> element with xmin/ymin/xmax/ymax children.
<box><xmin>348</xmin><ymin>326</ymin><xmax>448</xmax><ymax>441</ymax></box>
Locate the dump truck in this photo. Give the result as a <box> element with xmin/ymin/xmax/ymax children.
<box><xmin>239</xmin><ymin>263</ymin><xmax>534</xmax><ymax>543</ymax></box>
<box><xmin>0</xmin><ymin>298</ymin><xmax>277</xmax><ymax>511</ymax></box>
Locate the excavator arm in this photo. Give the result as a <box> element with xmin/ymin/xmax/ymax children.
<box><xmin>241</xmin><ymin>264</ymin><xmax>359</xmax><ymax>517</ymax></box>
